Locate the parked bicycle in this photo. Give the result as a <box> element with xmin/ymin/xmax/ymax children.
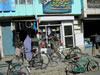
<box><xmin>62</xmin><ymin>46</ymin><xmax>82</xmax><ymax>60</ymax></box>
<box><xmin>28</xmin><ymin>47</ymin><xmax>50</xmax><ymax>69</ymax></box>
<box><xmin>47</xmin><ymin>43</ymin><xmax>82</xmax><ymax>65</ymax></box>
<box><xmin>0</xmin><ymin>60</ymin><xmax>30</xmax><ymax>75</ymax></box>
<box><xmin>66</xmin><ymin>53</ymin><xmax>99</xmax><ymax>75</ymax></box>
<box><xmin>13</xmin><ymin>45</ymin><xmax>49</xmax><ymax>70</ymax></box>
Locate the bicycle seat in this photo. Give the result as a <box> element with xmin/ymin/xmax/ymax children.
<box><xmin>74</xmin><ymin>57</ymin><xmax>80</xmax><ymax>60</ymax></box>
<box><xmin>6</xmin><ymin>60</ymin><xmax>12</xmax><ymax>64</ymax></box>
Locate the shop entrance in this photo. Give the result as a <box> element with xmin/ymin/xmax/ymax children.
<box><xmin>39</xmin><ymin>24</ymin><xmax>61</xmax><ymax>48</ymax></box>
<box><xmin>39</xmin><ymin>21</ymin><xmax>74</xmax><ymax>48</ymax></box>
<box><xmin>83</xmin><ymin>20</ymin><xmax>100</xmax><ymax>50</ymax></box>
<box><xmin>83</xmin><ymin>20</ymin><xmax>100</xmax><ymax>38</ymax></box>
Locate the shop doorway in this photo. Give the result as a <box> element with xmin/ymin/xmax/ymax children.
<box><xmin>83</xmin><ymin>20</ymin><xmax>100</xmax><ymax>38</ymax></box>
<box><xmin>39</xmin><ymin>25</ymin><xmax>61</xmax><ymax>48</ymax></box>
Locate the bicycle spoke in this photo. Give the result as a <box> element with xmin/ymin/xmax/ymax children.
<box><xmin>88</xmin><ymin>59</ymin><xmax>99</xmax><ymax>71</ymax></box>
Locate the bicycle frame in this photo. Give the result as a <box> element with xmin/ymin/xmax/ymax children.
<box><xmin>72</xmin><ymin>58</ymin><xmax>90</xmax><ymax>73</ymax></box>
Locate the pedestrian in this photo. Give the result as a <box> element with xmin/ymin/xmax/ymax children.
<box><xmin>90</xmin><ymin>33</ymin><xmax>98</xmax><ymax>56</ymax></box>
<box><xmin>48</xmin><ymin>34</ymin><xmax>58</xmax><ymax>55</ymax></box>
<box><xmin>14</xmin><ymin>32</ymin><xmax>22</xmax><ymax>59</ymax></box>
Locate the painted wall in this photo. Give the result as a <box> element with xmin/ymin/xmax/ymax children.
<box><xmin>0</xmin><ymin>0</ymin><xmax>83</xmax><ymax>17</ymax></box>
<box><xmin>1</xmin><ymin>22</ymin><xmax>15</xmax><ymax>56</ymax></box>
<box><xmin>0</xmin><ymin>0</ymin><xmax>43</xmax><ymax>16</ymax></box>
<box><xmin>71</xmin><ymin>0</ymin><xmax>82</xmax><ymax>14</ymax></box>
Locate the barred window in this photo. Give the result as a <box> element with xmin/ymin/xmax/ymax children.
<box><xmin>87</xmin><ymin>0</ymin><xmax>100</xmax><ymax>8</ymax></box>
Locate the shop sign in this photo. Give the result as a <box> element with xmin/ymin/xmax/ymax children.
<box><xmin>42</xmin><ymin>0</ymin><xmax>73</xmax><ymax>13</ymax></box>
<box><xmin>0</xmin><ymin>0</ymin><xmax>15</xmax><ymax>11</ymax></box>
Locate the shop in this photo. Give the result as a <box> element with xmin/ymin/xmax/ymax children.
<box><xmin>37</xmin><ymin>16</ymin><xmax>75</xmax><ymax>52</ymax></box>
<box><xmin>0</xmin><ymin>18</ymin><xmax>38</xmax><ymax>56</ymax></box>
<box><xmin>83</xmin><ymin>18</ymin><xmax>100</xmax><ymax>50</ymax></box>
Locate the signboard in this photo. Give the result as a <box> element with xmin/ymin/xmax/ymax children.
<box><xmin>43</xmin><ymin>0</ymin><xmax>73</xmax><ymax>13</ymax></box>
<box><xmin>0</xmin><ymin>0</ymin><xmax>15</xmax><ymax>11</ymax></box>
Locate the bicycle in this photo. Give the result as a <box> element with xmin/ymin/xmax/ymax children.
<box><xmin>28</xmin><ymin>47</ymin><xmax>50</xmax><ymax>69</ymax></box>
<box><xmin>66</xmin><ymin>53</ymin><xmax>99</xmax><ymax>74</ymax></box>
<box><xmin>0</xmin><ymin>60</ymin><xmax>30</xmax><ymax>75</ymax></box>
<box><xmin>66</xmin><ymin>46</ymin><xmax>82</xmax><ymax>59</ymax></box>
<box><xmin>13</xmin><ymin>45</ymin><xmax>49</xmax><ymax>70</ymax></box>
<box><xmin>49</xmin><ymin>45</ymin><xmax>82</xmax><ymax>63</ymax></box>
<box><xmin>47</xmin><ymin>41</ymin><xmax>82</xmax><ymax>66</ymax></box>
<box><xmin>12</xmin><ymin>46</ymin><xmax>29</xmax><ymax>67</ymax></box>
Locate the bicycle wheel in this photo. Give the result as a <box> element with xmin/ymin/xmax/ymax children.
<box><xmin>40</xmin><ymin>53</ymin><xmax>50</xmax><ymax>69</ymax></box>
<box><xmin>71</xmin><ymin>47</ymin><xmax>82</xmax><ymax>58</ymax></box>
<box><xmin>71</xmin><ymin>63</ymin><xmax>85</xmax><ymax>73</ymax></box>
<box><xmin>61</xmin><ymin>48</ymin><xmax>71</xmax><ymax>57</ymax></box>
<box><xmin>7</xmin><ymin>68</ymin><xmax>16</xmax><ymax>75</ymax></box>
<box><xmin>30</xmin><ymin>53</ymin><xmax>49</xmax><ymax>69</ymax></box>
<box><xmin>88</xmin><ymin>59</ymin><xmax>99</xmax><ymax>71</ymax></box>
<box><xmin>50</xmin><ymin>51</ymin><xmax>61</xmax><ymax>62</ymax></box>
<box><xmin>15</xmin><ymin>64</ymin><xmax>30</xmax><ymax>75</ymax></box>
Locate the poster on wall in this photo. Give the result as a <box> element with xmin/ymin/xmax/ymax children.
<box><xmin>42</xmin><ymin>0</ymin><xmax>73</xmax><ymax>13</ymax></box>
<box><xmin>0</xmin><ymin>0</ymin><xmax>15</xmax><ymax>11</ymax></box>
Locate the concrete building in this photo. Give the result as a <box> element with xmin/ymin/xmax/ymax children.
<box><xmin>0</xmin><ymin>0</ymin><xmax>84</xmax><ymax>57</ymax></box>
<box><xmin>81</xmin><ymin>0</ymin><xmax>100</xmax><ymax>50</ymax></box>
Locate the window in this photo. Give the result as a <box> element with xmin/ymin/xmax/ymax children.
<box><xmin>87</xmin><ymin>0</ymin><xmax>100</xmax><ymax>8</ymax></box>
<box><xmin>64</xmin><ymin>26</ymin><xmax>72</xmax><ymax>36</ymax></box>
<box><xmin>27</xmin><ymin>0</ymin><xmax>33</xmax><ymax>4</ymax></box>
<box><xmin>19</xmin><ymin>0</ymin><xmax>25</xmax><ymax>4</ymax></box>
<box><xmin>65</xmin><ymin>37</ymin><xmax>73</xmax><ymax>48</ymax></box>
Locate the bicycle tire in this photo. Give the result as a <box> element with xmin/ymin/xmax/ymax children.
<box><xmin>7</xmin><ymin>63</ymin><xmax>30</xmax><ymax>75</ymax></box>
<box><xmin>71</xmin><ymin>63</ymin><xmax>85</xmax><ymax>73</ymax></box>
<box><xmin>25</xmin><ymin>22</ymin><xmax>32</xmax><ymax>28</ymax></box>
<box><xmin>50</xmin><ymin>51</ymin><xmax>61</xmax><ymax>62</ymax></box>
<box><xmin>40</xmin><ymin>53</ymin><xmax>50</xmax><ymax>69</ymax></box>
<box><xmin>29</xmin><ymin>53</ymin><xmax>49</xmax><ymax>69</ymax></box>
<box><xmin>61</xmin><ymin>48</ymin><xmax>71</xmax><ymax>57</ymax></box>
<box><xmin>7</xmin><ymin>69</ymin><xmax>15</xmax><ymax>75</ymax></box>
<box><xmin>88</xmin><ymin>59</ymin><xmax>99</xmax><ymax>72</ymax></box>
<box><xmin>70</xmin><ymin>47</ymin><xmax>82</xmax><ymax>58</ymax></box>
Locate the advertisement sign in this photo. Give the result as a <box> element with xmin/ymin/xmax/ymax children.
<box><xmin>43</xmin><ymin>0</ymin><xmax>73</xmax><ymax>13</ymax></box>
<box><xmin>0</xmin><ymin>0</ymin><xmax>15</xmax><ymax>11</ymax></box>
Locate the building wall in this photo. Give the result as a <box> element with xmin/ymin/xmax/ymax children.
<box><xmin>71</xmin><ymin>0</ymin><xmax>82</xmax><ymax>14</ymax></box>
<box><xmin>0</xmin><ymin>0</ymin><xmax>43</xmax><ymax>16</ymax></box>
<box><xmin>0</xmin><ymin>0</ymin><xmax>83</xmax><ymax>56</ymax></box>
<box><xmin>0</xmin><ymin>0</ymin><xmax>82</xmax><ymax>17</ymax></box>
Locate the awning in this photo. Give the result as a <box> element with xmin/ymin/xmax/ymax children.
<box><xmin>38</xmin><ymin>16</ymin><xmax>74</xmax><ymax>22</ymax></box>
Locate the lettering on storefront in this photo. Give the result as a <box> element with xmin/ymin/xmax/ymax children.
<box><xmin>42</xmin><ymin>0</ymin><xmax>73</xmax><ymax>13</ymax></box>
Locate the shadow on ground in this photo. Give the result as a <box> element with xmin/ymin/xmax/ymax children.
<box><xmin>94</xmin><ymin>54</ymin><xmax>100</xmax><ymax>58</ymax></box>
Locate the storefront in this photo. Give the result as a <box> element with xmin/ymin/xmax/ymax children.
<box><xmin>38</xmin><ymin>16</ymin><xmax>75</xmax><ymax>52</ymax></box>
